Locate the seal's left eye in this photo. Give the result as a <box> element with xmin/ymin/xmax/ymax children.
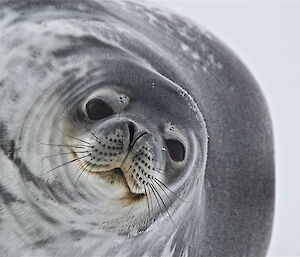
<box><xmin>165</xmin><ymin>139</ymin><xmax>185</xmax><ymax>162</ymax></box>
<box><xmin>86</xmin><ymin>99</ymin><xmax>114</xmax><ymax>120</ymax></box>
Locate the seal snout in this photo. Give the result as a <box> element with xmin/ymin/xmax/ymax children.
<box><xmin>69</xmin><ymin>121</ymin><xmax>164</xmax><ymax>197</ymax></box>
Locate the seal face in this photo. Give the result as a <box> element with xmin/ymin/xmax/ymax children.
<box><xmin>19</xmin><ymin>58</ymin><xmax>207</xmax><ymax>235</ymax></box>
<box><xmin>0</xmin><ymin>1</ymin><xmax>274</xmax><ymax>256</ymax></box>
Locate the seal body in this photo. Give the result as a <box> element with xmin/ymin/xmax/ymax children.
<box><xmin>0</xmin><ymin>1</ymin><xmax>274</xmax><ymax>256</ymax></box>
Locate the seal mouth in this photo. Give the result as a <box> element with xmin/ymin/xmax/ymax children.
<box><xmin>91</xmin><ymin>167</ymin><xmax>145</xmax><ymax>200</ymax></box>
<box><xmin>71</xmin><ymin>149</ymin><xmax>145</xmax><ymax>199</ymax></box>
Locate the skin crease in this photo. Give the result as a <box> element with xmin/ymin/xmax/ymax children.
<box><xmin>0</xmin><ymin>1</ymin><xmax>274</xmax><ymax>257</ymax></box>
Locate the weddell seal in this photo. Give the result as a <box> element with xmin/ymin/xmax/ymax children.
<box><xmin>0</xmin><ymin>0</ymin><xmax>275</xmax><ymax>256</ymax></box>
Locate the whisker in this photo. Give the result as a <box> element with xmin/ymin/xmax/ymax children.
<box><xmin>39</xmin><ymin>142</ymin><xmax>92</xmax><ymax>149</ymax></box>
<box><xmin>154</xmin><ymin>166</ymin><xmax>175</xmax><ymax>175</ymax></box>
<box><xmin>54</xmin><ymin>126</ymin><xmax>91</xmax><ymax>146</ymax></box>
<box><xmin>75</xmin><ymin>158</ymin><xmax>93</xmax><ymax>186</ymax></box>
<box><xmin>123</xmin><ymin>164</ymin><xmax>133</xmax><ymax>174</ymax></box>
<box><xmin>146</xmin><ymin>183</ymin><xmax>154</xmax><ymax>219</ymax></box>
<box><xmin>41</xmin><ymin>154</ymin><xmax>91</xmax><ymax>176</ymax></box>
<box><xmin>127</xmin><ymin>201</ymin><xmax>136</xmax><ymax>217</ymax></box>
<box><xmin>152</xmin><ymin>161</ymin><xmax>177</xmax><ymax>175</ymax></box>
<box><xmin>41</xmin><ymin>150</ymin><xmax>92</xmax><ymax>160</ymax></box>
<box><xmin>84</xmin><ymin>171</ymin><xmax>91</xmax><ymax>186</ymax></box>
<box><xmin>147</xmin><ymin>184</ymin><xmax>163</xmax><ymax>220</ymax></box>
<box><xmin>153</xmin><ymin>168</ymin><xmax>168</xmax><ymax>177</ymax></box>
<box><xmin>144</xmin><ymin>185</ymin><xmax>152</xmax><ymax>223</ymax></box>
<box><xmin>151</xmin><ymin>178</ymin><xmax>173</xmax><ymax>204</ymax></box>
<box><xmin>79</xmin><ymin>121</ymin><xmax>99</xmax><ymax>141</ymax></box>
<box><xmin>83</xmin><ymin>160</ymin><xmax>98</xmax><ymax>185</ymax></box>
<box><xmin>127</xmin><ymin>184</ymin><xmax>138</xmax><ymax>216</ymax></box>
<box><xmin>149</xmin><ymin>183</ymin><xmax>177</xmax><ymax>228</ymax></box>
<box><xmin>154</xmin><ymin>177</ymin><xmax>185</xmax><ymax>202</ymax></box>
<box><xmin>72</xmin><ymin>159</ymin><xmax>87</xmax><ymax>179</ymax></box>
<box><xmin>154</xmin><ymin>167</ymin><xmax>165</xmax><ymax>172</ymax></box>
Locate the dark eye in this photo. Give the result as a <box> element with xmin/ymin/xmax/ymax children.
<box><xmin>165</xmin><ymin>139</ymin><xmax>185</xmax><ymax>162</ymax></box>
<box><xmin>86</xmin><ymin>99</ymin><xmax>113</xmax><ymax>120</ymax></box>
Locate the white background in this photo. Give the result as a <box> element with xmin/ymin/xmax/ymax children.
<box><xmin>155</xmin><ymin>1</ymin><xmax>300</xmax><ymax>256</ymax></box>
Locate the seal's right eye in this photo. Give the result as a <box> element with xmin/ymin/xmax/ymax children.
<box><xmin>86</xmin><ymin>99</ymin><xmax>114</xmax><ymax>120</ymax></box>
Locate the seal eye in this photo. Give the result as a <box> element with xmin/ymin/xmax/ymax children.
<box><xmin>165</xmin><ymin>139</ymin><xmax>185</xmax><ymax>162</ymax></box>
<box><xmin>86</xmin><ymin>99</ymin><xmax>113</xmax><ymax>120</ymax></box>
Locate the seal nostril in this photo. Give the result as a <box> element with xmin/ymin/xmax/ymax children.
<box><xmin>128</xmin><ymin>123</ymin><xmax>135</xmax><ymax>143</ymax></box>
<box><xmin>165</xmin><ymin>139</ymin><xmax>185</xmax><ymax>162</ymax></box>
